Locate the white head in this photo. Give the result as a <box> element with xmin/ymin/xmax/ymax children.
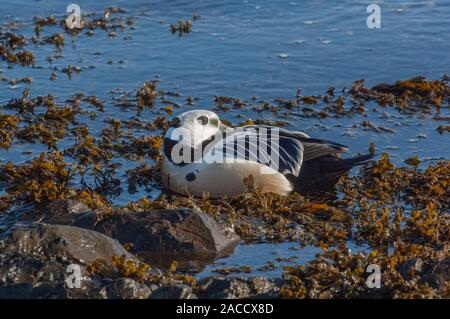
<box><xmin>165</xmin><ymin>109</ymin><xmax>221</xmax><ymax>148</ymax></box>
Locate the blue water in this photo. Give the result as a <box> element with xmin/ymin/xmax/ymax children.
<box><xmin>1</xmin><ymin>0</ymin><xmax>449</xmax><ymax>277</ymax></box>
<box><xmin>198</xmin><ymin>241</ymin><xmax>370</xmax><ymax>278</ymax></box>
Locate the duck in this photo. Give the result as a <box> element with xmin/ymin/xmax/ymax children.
<box><xmin>161</xmin><ymin>109</ymin><xmax>374</xmax><ymax>198</ymax></box>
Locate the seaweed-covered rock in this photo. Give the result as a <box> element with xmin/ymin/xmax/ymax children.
<box><xmin>80</xmin><ymin>208</ymin><xmax>240</xmax><ymax>269</ymax></box>
<box><xmin>197</xmin><ymin>276</ymin><xmax>282</xmax><ymax>299</ymax></box>
<box><xmin>150</xmin><ymin>284</ymin><xmax>197</xmax><ymax>299</ymax></box>
<box><xmin>0</xmin><ymin>223</ymin><xmax>138</xmax><ymax>298</ymax></box>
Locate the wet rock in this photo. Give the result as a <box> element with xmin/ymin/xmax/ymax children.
<box><xmin>0</xmin><ymin>223</ymin><xmax>135</xmax><ymax>265</ymax></box>
<box><xmin>0</xmin><ymin>282</ymin><xmax>68</xmax><ymax>299</ymax></box>
<box><xmin>42</xmin><ymin>199</ymin><xmax>92</xmax><ymax>224</ymax></box>
<box><xmin>49</xmin><ymin>199</ymin><xmax>90</xmax><ymax>215</ymax></box>
<box><xmin>38</xmin><ymin>204</ymin><xmax>240</xmax><ymax>270</ymax></box>
<box><xmin>0</xmin><ymin>199</ymin><xmax>8</xmax><ymax>211</ymax></box>
<box><xmin>0</xmin><ymin>223</ymin><xmax>137</xmax><ymax>298</ymax></box>
<box><xmin>67</xmin><ymin>277</ymin><xmax>114</xmax><ymax>299</ymax></box>
<box><xmin>27</xmin><ymin>203</ymin><xmax>240</xmax><ymax>271</ymax></box>
<box><xmin>106</xmin><ymin>278</ymin><xmax>153</xmax><ymax>299</ymax></box>
<box><xmin>150</xmin><ymin>284</ymin><xmax>197</xmax><ymax>299</ymax></box>
<box><xmin>84</xmin><ymin>208</ymin><xmax>240</xmax><ymax>269</ymax></box>
<box><xmin>19</xmin><ymin>199</ymin><xmax>93</xmax><ymax>225</ymax></box>
<box><xmin>197</xmin><ymin>276</ymin><xmax>282</xmax><ymax>299</ymax></box>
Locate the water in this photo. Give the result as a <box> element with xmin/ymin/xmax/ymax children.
<box><xmin>0</xmin><ymin>0</ymin><xmax>449</xmax><ymax>277</ymax></box>
<box><xmin>198</xmin><ymin>242</ymin><xmax>321</xmax><ymax>278</ymax></box>
<box><xmin>198</xmin><ymin>241</ymin><xmax>370</xmax><ymax>278</ymax></box>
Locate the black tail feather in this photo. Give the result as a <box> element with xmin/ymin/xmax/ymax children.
<box><xmin>331</xmin><ymin>153</ymin><xmax>375</xmax><ymax>171</ymax></box>
<box><xmin>289</xmin><ymin>153</ymin><xmax>375</xmax><ymax>194</ymax></box>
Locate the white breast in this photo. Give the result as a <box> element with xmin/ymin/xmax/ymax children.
<box><xmin>161</xmin><ymin>157</ymin><xmax>292</xmax><ymax>198</ymax></box>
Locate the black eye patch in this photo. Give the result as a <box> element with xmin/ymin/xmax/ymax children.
<box><xmin>197</xmin><ymin>115</ymin><xmax>208</xmax><ymax>125</ymax></box>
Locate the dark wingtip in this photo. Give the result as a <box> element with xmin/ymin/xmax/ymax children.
<box><xmin>345</xmin><ymin>152</ymin><xmax>376</xmax><ymax>167</ymax></box>
<box><xmin>302</xmin><ymin>137</ymin><xmax>348</xmax><ymax>151</ymax></box>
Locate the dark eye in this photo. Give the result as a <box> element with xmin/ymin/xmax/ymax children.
<box><xmin>197</xmin><ymin>115</ymin><xmax>208</xmax><ymax>125</ymax></box>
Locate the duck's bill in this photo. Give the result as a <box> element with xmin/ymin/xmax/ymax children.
<box><xmin>167</xmin><ymin>117</ymin><xmax>181</xmax><ymax>128</ymax></box>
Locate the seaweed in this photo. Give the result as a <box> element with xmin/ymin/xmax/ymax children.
<box><xmin>87</xmin><ymin>254</ymin><xmax>151</xmax><ymax>283</ymax></box>
<box><xmin>170</xmin><ymin>20</ymin><xmax>192</xmax><ymax>36</ymax></box>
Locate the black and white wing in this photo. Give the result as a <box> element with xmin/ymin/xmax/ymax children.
<box><xmin>244</xmin><ymin>125</ymin><xmax>348</xmax><ymax>161</ymax></box>
<box><xmin>204</xmin><ymin>126</ymin><xmax>304</xmax><ymax>176</ymax></box>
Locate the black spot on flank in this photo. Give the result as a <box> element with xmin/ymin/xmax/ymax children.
<box><xmin>185</xmin><ymin>172</ymin><xmax>196</xmax><ymax>182</ymax></box>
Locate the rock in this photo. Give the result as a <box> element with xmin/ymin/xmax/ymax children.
<box><xmin>0</xmin><ymin>199</ymin><xmax>8</xmax><ymax>211</ymax></box>
<box><xmin>0</xmin><ymin>282</ymin><xmax>68</xmax><ymax>299</ymax></box>
<box><xmin>150</xmin><ymin>284</ymin><xmax>197</xmax><ymax>299</ymax></box>
<box><xmin>19</xmin><ymin>199</ymin><xmax>93</xmax><ymax>225</ymax></box>
<box><xmin>37</xmin><ymin>204</ymin><xmax>240</xmax><ymax>270</ymax></box>
<box><xmin>0</xmin><ymin>223</ymin><xmax>135</xmax><ymax>266</ymax></box>
<box><xmin>43</xmin><ymin>199</ymin><xmax>91</xmax><ymax>224</ymax></box>
<box><xmin>197</xmin><ymin>276</ymin><xmax>282</xmax><ymax>299</ymax></box>
<box><xmin>25</xmin><ymin>202</ymin><xmax>241</xmax><ymax>271</ymax></box>
<box><xmin>0</xmin><ymin>223</ymin><xmax>139</xmax><ymax>298</ymax></box>
<box><xmin>48</xmin><ymin>199</ymin><xmax>90</xmax><ymax>215</ymax></box>
<box><xmin>66</xmin><ymin>277</ymin><xmax>111</xmax><ymax>299</ymax></box>
<box><xmin>83</xmin><ymin>208</ymin><xmax>240</xmax><ymax>270</ymax></box>
<box><xmin>106</xmin><ymin>278</ymin><xmax>153</xmax><ymax>299</ymax></box>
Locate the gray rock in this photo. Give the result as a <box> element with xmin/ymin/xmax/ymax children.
<box><xmin>0</xmin><ymin>223</ymin><xmax>140</xmax><ymax>298</ymax></box>
<box><xmin>0</xmin><ymin>282</ymin><xmax>68</xmax><ymax>299</ymax></box>
<box><xmin>150</xmin><ymin>284</ymin><xmax>197</xmax><ymax>299</ymax></box>
<box><xmin>38</xmin><ymin>203</ymin><xmax>240</xmax><ymax>270</ymax></box>
<box><xmin>197</xmin><ymin>276</ymin><xmax>281</xmax><ymax>299</ymax></box>
<box><xmin>106</xmin><ymin>278</ymin><xmax>153</xmax><ymax>299</ymax></box>
<box><xmin>0</xmin><ymin>199</ymin><xmax>8</xmax><ymax>211</ymax></box>
<box><xmin>42</xmin><ymin>199</ymin><xmax>92</xmax><ymax>225</ymax></box>
<box><xmin>18</xmin><ymin>199</ymin><xmax>92</xmax><ymax>225</ymax></box>
<box><xmin>82</xmin><ymin>208</ymin><xmax>240</xmax><ymax>270</ymax></box>
<box><xmin>67</xmin><ymin>277</ymin><xmax>112</xmax><ymax>299</ymax></box>
<box><xmin>0</xmin><ymin>223</ymin><xmax>135</xmax><ymax>267</ymax></box>
<box><xmin>48</xmin><ymin>199</ymin><xmax>90</xmax><ymax>215</ymax></box>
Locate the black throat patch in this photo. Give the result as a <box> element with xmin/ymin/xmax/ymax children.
<box><xmin>163</xmin><ymin>135</ymin><xmax>218</xmax><ymax>166</ymax></box>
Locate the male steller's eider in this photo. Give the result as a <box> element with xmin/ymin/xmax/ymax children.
<box><xmin>161</xmin><ymin>110</ymin><xmax>374</xmax><ymax>198</ymax></box>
